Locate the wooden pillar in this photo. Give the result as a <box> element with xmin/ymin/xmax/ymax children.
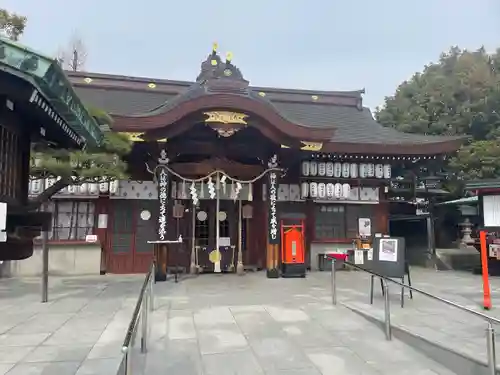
<box><xmin>94</xmin><ymin>196</ymin><xmax>110</xmax><ymax>275</ymax></box>
<box><xmin>266</xmin><ymin>155</ymin><xmax>280</xmax><ymax>278</ymax></box>
<box><xmin>304</xmin><ymin>199</ymin><xmax>314</xmax><ymax>269</ymax></box>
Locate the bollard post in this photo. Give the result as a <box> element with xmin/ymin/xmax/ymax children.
<box><xmin>486</xmin><ymin>321</ymin><xmax>496</xmax><ymax>375</ymax></box>
<box><xmin>331</xmin><ymin>258</ymin><xmax>337</xmax><ymax>305</ymax></box>
<box><xmin>383</xmin><ymin>279</ymin><xmax>392</xmax><ymax>340</ymax></box>
<box><xmin>122</xmin><ymin>346</ymin><xmax>131</xmax><ymax>375</ymax></box>
<box><xmin>149</xmin><ymin>270</ymin><xmax>154</xmax><ymax>312</ymax></box>
<box><xmin>141</xmin><ymin>292</ymin><xmax>149</xmax><ymax>353</ymax></box>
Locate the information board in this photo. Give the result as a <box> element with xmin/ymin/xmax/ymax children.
<box><xmin>362</xmin><ymin>236</ymin><xmax>406</xmax><ymax>279</ymax></box>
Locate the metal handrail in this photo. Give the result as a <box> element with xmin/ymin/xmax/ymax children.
<box><xmin>118</xmin><ymin>261</ymin><xmax>155</xmax><ymax>375</ymax></box>
<box><xmin>327</xmin><ymin>256</ymin><xmax>498</xmax><ymax>375</ymax></box>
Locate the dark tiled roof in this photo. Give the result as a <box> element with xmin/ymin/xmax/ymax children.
<box><xmin>270</xmin><ymin>101</ymin><xmax>457</xmax><ymax>144</ymax></box>
<box><xmin>74</xmin><ymin>86</ymin><xmax>176</xmax><ymax>115</ymax></box>
<box><xmin>73</xmin><ymin>84</ymin><xmax>461</xmax><ymax>146</ymax></box>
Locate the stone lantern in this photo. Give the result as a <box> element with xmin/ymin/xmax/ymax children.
<box><xmin>457</xmin><ymin>202</ymin><xmax>478</xmax><ymax>246</ymax></box>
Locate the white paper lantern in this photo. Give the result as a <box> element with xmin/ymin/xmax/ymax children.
<box><xmin>89</xmin><ymin>183</ymin><xmax>98</xmax><ymax>194</ymax></box>
<box><xmin>342</xmin><ymin>163</ymin><xmax>350</xmax><ymax>178</ymax></box>
<box><xmin>326</xmin><ymin>162</ymin><xmax>334</xmax><ymax>177</ymax></box>
<box><xmin>318</xmin><ymin>183</ymin><xmax>326</xmax><ymax>198</ymax></box>
<box><xmin>383</xmin><ymin>164</ymin><xmax>392</xmax><ymax>179</ymax></box>
<box><xmin>333</xmin><ymin>163</ymin><xmax>342</xmax><ymax>177</ymax></box>
<box><xmin>309</xmin><ymin>182</ymin><xmax>318</xmax><ymax>198</ymax></box>
<box><xmin>109</xmin><ymin>180</ymin><xmax>118</xmax><ymax>194</ymax></box>
<box><xmin>99</xmin><ymin>182</ymin><xmax>109</xmax><ymax>193</ymax></box>
<box><xmin>366</xmin><ymin>163</ymin><xmax>375</xmax><ymax>177</ymax></box>
<box><xmin>342</xmin><ymin>183</ymin><xmax>351</xmax><ymax>199</ymax></box>
<box><xmin>359</xmin><ymin>164</ymin><xmax>367</xmax><ymax>178</ymax></box>
<box><xmin>31</xmin><ymin>179</ymin><xmax>42</xmax><ymax>194</ymax></box>
<box><xmin>375</xmin><ymin>164</ymin><xmax>384</xmax><ymax>178</ymax></box>
<box><xmin>334</xmin><ymin>183</ymin><xmax>342</xmax><ymax>198</ymax></box>
<box><xmin>318</xmin><ymin>162</ymin><xmax>326</xmax><ymax>176</ymax></box>
<box><xmin>310</xmin><ymin>161</ymin><xmax>318</xmax><ymax>176</ymax></box>
<box><xmin>79</xmin><ymin>183</ymin><xmax>88</xmax><ymax>194</ymax></box>
<box><xmin>67</xmin><ymin>185</ymin><xmax>76</xmax><ymax>194</ymax></box>
<box><xmin>301</xmin><ymin>182</ymin><xmax>309</xmax><ymax>198</ymax></box>
<box><xmin>326</xmin><ymin>183</ymin><xmax>334</xmax><ymax>198</ymax></box>
<box><xmin>301</xmin><ymin>161</ymin><xmax>310</xmax><ymax>176</ymax></box>
<box><xmin>350</xmin><ymin>163</ymin><xmax>358</xmax><ymax>178</ymax></box>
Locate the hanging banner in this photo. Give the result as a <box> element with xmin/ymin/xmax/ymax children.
<box><xmin>156</xmin><ymin>167</ymin><xmax>169</xmax><ymax>241</ymax></box>
<box><xmin>267</xmin><ymin>170</ymin><xmax>279</xmax><ymax>244</ymax></box>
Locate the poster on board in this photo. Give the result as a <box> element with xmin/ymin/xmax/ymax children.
<box><xmin>379</xmin><ymin>238</ymin><xmax>398</xmax><ymax>262</ymax></box>
<box><xmin>354</xmin><ymin>250</ymin><xmax>364</xmax><ymax>264</ymax></box>
<box><xmin>358</xmin><ymin>218</ymin><xmax>371</xmax><ymax>237</ymax></box>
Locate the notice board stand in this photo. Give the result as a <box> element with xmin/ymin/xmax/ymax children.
<box><xmin>357</xmin><ymin>236</ymin><xmax>412</xmax><ymax>308</ymax></box>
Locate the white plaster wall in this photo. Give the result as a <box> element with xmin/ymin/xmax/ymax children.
<box><xmin>310</xmin><ymin>243</ymin><xmax>352</xmax><ymax>271</ymax></box>
<box><xmin>3</xmin><ymin>244</ymin><xmax>102</xmax><ymax>277</ymax></box>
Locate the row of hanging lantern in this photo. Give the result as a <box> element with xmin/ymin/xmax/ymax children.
<box><xmin>301</xmin><ymin>161</ymin><xmax>391</xmax><ymax>179</ymax></box>
<box><xmin>301</xmin><ymin>182</ymin><xmax>352</xmax><ymax>199</ymax></box>
<box><xmin>29</xmin><ymin>178</ymin><xmax>118</xmax><ymax>195</ymax></box>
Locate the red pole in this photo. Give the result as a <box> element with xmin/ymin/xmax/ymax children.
<box><xmin>480</xmin><ymin>230</ymin><xmax>492</xmax><ymax>310</ymax></box>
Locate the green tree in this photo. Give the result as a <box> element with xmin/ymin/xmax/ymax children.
<box><xmin>0</xmin><ymin>9</ymin><xmax>27</xmax><ymax>41</ymax></box>
<box><xmin>375</xmin><ymin>46</ymin><xmax>500</xmax><ymax>181</ymax></box>
<box><xmin>29</xmin><ymin>108</ymin><xmax>132</xmax><ymax>209</ymax></box>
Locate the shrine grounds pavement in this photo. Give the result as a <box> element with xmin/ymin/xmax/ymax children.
<box><xmin>2</xmin><ymin>269</ymin><xmax>500</xmax><ymax>375</ymax></box>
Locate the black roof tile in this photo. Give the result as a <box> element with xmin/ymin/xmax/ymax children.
<box><xmin>73</xmin><ymin>84</ymin><xmax>462</xmax><ymax>146</ymax></box>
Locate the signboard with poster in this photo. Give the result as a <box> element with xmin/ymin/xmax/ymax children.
<box><xmin>362</xmin><ymin>236</ymin><xmax>413</xmax><ymax>307</ymax></box>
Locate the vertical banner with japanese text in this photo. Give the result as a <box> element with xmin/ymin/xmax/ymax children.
<box><xmin>156</xmin><ymin>167</ymin><xmax>169</xmax><ymax>241</ymax></box>
<box><xmin>267</xmin><ymin>170</ymin><xmax>279</xmax><ymax>245</ymax></box>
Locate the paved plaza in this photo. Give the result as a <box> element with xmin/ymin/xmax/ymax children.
<box><xmin>0</xmin><ymin>275</ymin><xmax>143</xmax><ymax>375</ymax></box>
<box><xmin>0</xmin><ymin>268</ymin><xmax>479</xmax><ymax>375</ymax></box>
<box><xmin>336</xmin><ymin>267</ymin><xmax>500</xmax><ymax>365</ymax></box>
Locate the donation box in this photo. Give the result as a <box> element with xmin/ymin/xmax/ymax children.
<box><xmin>281</xmin><ymin>219</ymin><xmax>306</xmax><ymax>278</ymax></box>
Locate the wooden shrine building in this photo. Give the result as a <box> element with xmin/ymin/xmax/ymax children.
<box><xmin>24</xmin><ymin>45</ymin><xmax>464</xmax><ymax>277</ymax></box>
<box><xmin>0</xmin><ymin>37</ymin><xmax>103</xmax><ymax>262</ymax></box>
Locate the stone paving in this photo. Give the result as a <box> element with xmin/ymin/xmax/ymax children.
<box><xmin>0</xmin><ymin>275</ymin><xmax>143</xmax><ymax>375</ymax></box>
<box><xmin>335</xmin><ymin>267</ymin><xmax>500</xmax><ymax>364</ymax></box>
<box><xmin>0</xmin><ymin>268</ymin><xmax>481</xmax><ymax>375</ymax></box>
<box><xmin>140</xmin><ymin>271</ymin><xmax>455</xmax><ymax>375</ymax></box>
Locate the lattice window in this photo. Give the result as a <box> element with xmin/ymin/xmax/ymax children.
<box><xmin>314</xmin><ymin>204</ymin><xmax>376</xmax><ymax>240</ymax></box>
<box><xmin>0</xmin><ymin>124</ymin><xmax>21</xmax><ymax>201</ymax></box>
<box><xmin>49</xmin><ymin>201</ymin><xmax>96</xmax><ymax>241</ymax></box>
<box><xmin>314</xmin><ymin>205</ymin><xmax>346</xmax><ymax>239</ymax></box>
<box><xmin>195</xmin><ymin>210</ymin><xmax>210</xmax><ymax>246</ymax></box>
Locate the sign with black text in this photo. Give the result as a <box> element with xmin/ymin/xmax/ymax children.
<box><xmin>156</xmin><ymin>167</ymin><xmax>169</xmax><ymax>241</ymax></box>
<box><xmin>267</xmin><ymin>171</ymin><xmax>279</xmax><ymax>244</ymax></box>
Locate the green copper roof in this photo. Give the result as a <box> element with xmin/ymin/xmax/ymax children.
<box><xmin>0</xmin><ymin>37</ymin><xmax>103</xmax><ymax>147</ymax></box>
<box><xmin>465</xmin><ymin>179</ymin><xmax>500</xmax><ymax>191</ymax></box>
<box><xmin>436</xmin><ymin>196</ymin><xmax>478</xmax><ymax>206</ymax></box>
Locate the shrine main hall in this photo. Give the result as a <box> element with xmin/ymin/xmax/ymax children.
<box><xmin>22</xmin><ymin>45</ymin><xmax>463</xmax><ymax>277</ymax></box>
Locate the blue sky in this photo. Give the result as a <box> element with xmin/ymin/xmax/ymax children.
<box><xmin>4</xmin><ymin>0</ymin><xmax>499</xmax><ymax>110</ymax></box>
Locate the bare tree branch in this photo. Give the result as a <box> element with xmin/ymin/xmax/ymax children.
<box><xmin>57</xmin><ymin>31</ymin><xmax>87</xmax><ymax>72</ymax></box>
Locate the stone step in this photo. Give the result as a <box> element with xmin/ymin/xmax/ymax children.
<box><xmin>342</xmin><ymin>300</ymin><xmax>496</xmax><ymax>375</ymax></box>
